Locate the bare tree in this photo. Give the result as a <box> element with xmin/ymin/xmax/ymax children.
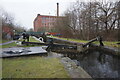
<box><xmin>117</xmin><ymin>1</ymin><xmax>120</xmax><ymax>41</ymax></box>
<box><xmin>54</xmin><ymin>0</ymin><xmax>119</xmax><ymax>41</ymax></box>
<box><xmin>1</xmin><ymin>8</ymin><xmax>26</xmax><ymax>39</ymax></box>
<box><xmin>54</xmin><ymin>15</ymin><xmax>73</xmax><ymax>38</ymax></box>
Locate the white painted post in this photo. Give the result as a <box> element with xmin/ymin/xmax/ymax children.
<box><xmin>77</xmin><ymin>45</ymin><xmax>83</xmax><ymax>52</ymax></box>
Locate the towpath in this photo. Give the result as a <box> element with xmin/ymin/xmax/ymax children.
<box><xmin>0</xmin><ymin>41</ymin><xmax>15</xmax><ymax>46</ymax></box>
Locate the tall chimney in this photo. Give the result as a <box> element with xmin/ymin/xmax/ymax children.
<box><xmin>57</xmin><ymin>3</ymin><xmax>59</xmax><ymax>17</ymax></box>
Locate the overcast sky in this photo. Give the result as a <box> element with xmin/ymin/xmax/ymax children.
<box><xmin>0</xmin><ymin>0</ymin><xmax>76</xmax><ymax>30</ymax></box>
<box><xmin>0</xmin><ymin>0</ymin><xmax>118</xmax><ymax>30</ymax></box>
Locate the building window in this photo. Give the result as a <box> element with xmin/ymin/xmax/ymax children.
<box><xmin>42</xmin><ymin>17</ymin><xmax>46</xmax><ymax>20</ymax></box>
<box><xmin>42</xmin><ymin>20</ymin><xmax>45</xmax><ymax>23</ymax></box>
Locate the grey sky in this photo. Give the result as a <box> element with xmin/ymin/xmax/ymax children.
<box><xmin>0</xmin><ymin>0</ymin><xmax>118</xmax><ymax>30</ymax></box>
<box><xmin>0</xmin><ymin>0</ymin><xmax>76</xmax><ymax>30</ymax></box>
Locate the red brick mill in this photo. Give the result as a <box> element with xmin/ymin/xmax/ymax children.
<box><xmin>33</xmin><ymin>3</ymin><xmax>64</xmax><ymax>34</ymax></box>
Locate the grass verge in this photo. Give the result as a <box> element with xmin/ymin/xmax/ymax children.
<box><xmin>93</xmin><ymin>41</ymin><xmax>120</xmax><ymax>48</ymax></box>
<box><xmin>19</xmin><ymin>36</ymin><xmax>42</xmax><ymax>47</ymax></box>
<box><xmin>2</xmin><ymin>42</ymin><xmax>17</xmax><ymax>48</ymax></box>
<box><xmin>2</xmin><ymin>36</ymin><xmax>41</xmax><ymax>48</ymax></box>
<box><xmin>29</xmin><ymin>36</ymin><xmax>40</xmax><ymax>42</ymax></box>
<box><xmin>50</xmin><ymin>36</ymin><xmax>87</xmax><ymax>43</ymax></box>
<box><xmin>2</xmin><ymin>56</ymin><xmax>70</xmax><ymax>78</ymax></box>
<box><xmin>0</xmin><ymin>39</ymin><xmax>11</xmax><ymax>44</ymax></box>
<box><xmin>0</xmin><ymin>39</ymin><xmax>2</xmax><ymax>43</ymax></box>
<box><xmin>18</xmin><ymin>36</ymin><xmax>40</xmax><ymax>42</ymax></box>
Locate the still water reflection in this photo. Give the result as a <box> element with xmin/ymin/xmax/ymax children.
<box><xmin>62</xmin><ymin>51</ymin><xmax>119</xmax><ymax>78</ymax></box>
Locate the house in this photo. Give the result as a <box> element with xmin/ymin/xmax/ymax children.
<box><xmin>2</xmin><ymin>26</ymin><xmax>14</xmax><ymax>39</ymax></box>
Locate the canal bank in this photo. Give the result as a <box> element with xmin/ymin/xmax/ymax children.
<box><xmin>2</xmin><ymin>55</ymin><xmax>70</xmax><ymax>78</ymax></box>
<box><xmin>24</xmin><ymin>36</ymin><xmax>119</xmax><ymax>78</ymax></box>
<box><xmin>45</xmin><ymin>36</ymin><xmax>120</xmax><ymax>78</ymax></box>
<box><xmin>1</xmin><ymin>40</ymin><xmax>91</xmax><ymax>78</ymax></box>
<box><xmin>47</xmin><ymin>52</ymin><xmax>92</xmax><ymax>78</ymax></box>
<box><xmin>2</xmin><ymin>36</ymin><xmax>119</xmax><ymax>78</ymax></box>
<box><xmin>61</xmin><ymin>57</ymin><xmax>91</xmax><ymax>78</ymax></box>
<box><xmin>59</xmin><ymin>51</ymin><xmax>120</xmax><ymax>78</ymax></box>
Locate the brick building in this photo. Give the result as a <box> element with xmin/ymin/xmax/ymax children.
<box><xmin>33</xmin><ymin>3</ymin><xmax>65</xmax><ymax>32</ymax></box>
<box><xmin>2</xmin><ymin>26</ymin><xmax>14</xmax><ymax>39</ymax></box>
<box><xmin>34</xmin><ymin>14</ymin><xmax>59</xmax><ymax>32</ymax></box>
<box><xmin>2</xmin><ymin>26</ymin><xmax>13</xmax><ymax>35</ymax></box>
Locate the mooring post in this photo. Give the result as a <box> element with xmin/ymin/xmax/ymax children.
<box><xmin>97</xmin><ymin>36</ymin><xmax>104</xmax><ymax>46</ymax></box>
<box><xmin>77</xmin><ymin>45</ymin><xmax>89</xmax><ymax>52</ymax></box>
<box><xmin>46</xmin><ymin>38</ymin><xmax>54</xmax><ymax>51</ymax></box>
<box><xmin>77</xmin><ymin>45</ymin><xmax>83</xmax><ymax>52</ymax></box>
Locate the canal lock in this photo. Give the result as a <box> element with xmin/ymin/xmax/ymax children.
<box><xmin>46</xmin><ymin>37</ymin><xmax>120</xmax><ymax>78</ymax></box>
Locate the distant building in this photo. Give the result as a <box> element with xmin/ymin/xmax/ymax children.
<box><xmin>2</xmin><ymin>26</ymin><xmax>14</xmax><ymax>39</ymax></box>
<box><xmin>33</xmin><ymin>3</ymin><xmax>65</xmax><ymax>32</ymax></box>
<box><xmin>2</xmin><ymin>26</ymin><xmax>13</xmax><ymax>35</ymax></box>
<box><xmin>34</xmin><ymin>14</ymin><xmax>64</xmax><ymax>32</ymax></box>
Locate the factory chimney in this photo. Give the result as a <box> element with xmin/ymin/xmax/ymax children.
<box><xmin>57</xmin><ymin>3</ymin><xmax>59</xmax><ymax>17</ymax></box>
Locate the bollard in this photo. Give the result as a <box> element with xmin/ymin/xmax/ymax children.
<box><xmin>77</xmin><ymin>45</ymin><xmax>84</xmax><ymax>52</ymax></box>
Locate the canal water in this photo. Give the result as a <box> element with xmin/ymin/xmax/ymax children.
<box><xmin>60</xmin><ymin>51</ymin><xmax>120</xmax><ymax>78</ymax></box>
